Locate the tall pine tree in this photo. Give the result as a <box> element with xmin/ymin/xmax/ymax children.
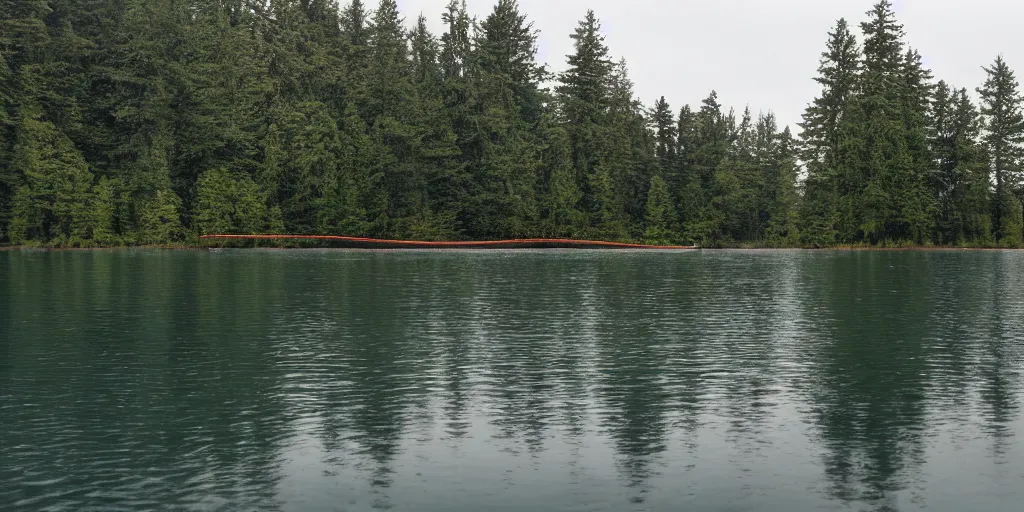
<box><xmin>798</xmin><ymin>18</ymin><xmax>860</xmax><ymax>246</ymax></box>
<box><xmin>977</xmin><ymin>55</ymin><xmax>1024</xmax><ymax>244</ymax></box>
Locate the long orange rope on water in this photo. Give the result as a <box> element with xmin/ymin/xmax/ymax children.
<box><xmin>199</xmin><ymin>234</ymin><xmax>697</xmax><ymax>250</ymax></box>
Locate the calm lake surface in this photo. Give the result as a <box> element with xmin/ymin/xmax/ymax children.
<box><xmin>2</xmin><ymin>249</ymin><xmax>1024</xmax><ymax>511</ymax></box>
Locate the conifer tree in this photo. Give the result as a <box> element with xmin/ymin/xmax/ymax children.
<box><xmin>851</xmin><ymin>1</ymin><xmax>933</xmax><ymax>244</ymax></box>
<box><xmin>131</xmin><ymin>136</ymin><xmax>184</xmax><ymax>244</ymax></box>
<box><xmin>588</xmin><ymin>163</ymin><xmax>627</xmax><ymax>240</ymax></box>
<box><xmin>337</xmin><ymin>107</ymin><xmax>392</xmax><ymax>236</ymax></box>
<box><xmin>557</xmin><ymin>10</ymin><xmax>613</xmax><ymax>192</ymax></box>
<box><xmin>643</xmin><ymin>175</ymin><xmax>676</xmax><ymax>244</ymax></box>
<box><xmin>361</xmin><ymin>0</ymin><xmax>458</xmax><ymax>236</ymax></box>
<box><xmin>261</xmin><ymin>102</ymin><xmax>346</xmax><ymax>234</ymax></box>
<box><xmin>650</xmin><ymin>96</ymin><xmax>676</xmax><ymax>168</ymax></box>
<box><xmin>0</xmin><ymin>0</ymin><xmax>52</xmax><ymax>239</ymax></box>
<box><xmin>193</xmin><ymin>168</ymin><xmax>268</xmax><ymax>236</ymax></box>
<box><xmin>341</xmin><ymin>0</ymin><xmax>369</xmax><ymax>48</ymax></box>
<box><xmin>723</xmin><ymin>106</ymin><xmax>762</xmax><ymax>241</ymax></box>
<box><xmin>89</xmin><ymin>176</ymin><xmax>118</xmax><ymax>245</ymax></box>
<box><xmin>930</xmin><ymin>84</ymin><xmax>990</xmax><ymax>244</ymax></box>
<box><xmin>361</xmin><ymin>0</ymin><xmax>413</xmax><ymax>122</ymax></box>
<box><xmin>173</xmin><ymin>2</ymin><xmax>268</xmax><ymax>187</ymax></box>
<box><xmin>8</xmin><ymin>115</ymin><xmax>97</xmax><ymax>245</ymax></box>
<box><xmin>475</xmin><ymin>0</ymin><xmax>547</xmax><ymax>125</ymax></box>
<box><xmin>397</xmin><ymin>15</ymin><xmax>462</xmax><ymax>239</ymax></box>
<box><xmin>800</xmin><ymin>19</ymin><xmax>860</xmax><ymax>169</ymax></box>
<box><xmin>674</xmin><ymin>105</ymin><xmax>701</xmax><ymax>233</ymax></box>
<box><xmin>411</xmin><ymin>16</ymin><xmax>442</xmax><ymax>89</ymax></box>
<box><xmin>558</xmin><ymin>11</ymin><xmax>612</xmax><ymax>126</ymax></box>
<box><xmin>977</xmin><ymin>55</ymin><xmax>1024</xmax><ymax>244</ymax></box>
<box><xmin>438</xmin><ymin>0</ymin><xmax>473</xmax><ymax>172</ymax></box>
<box><xmin>763</xmin><ymin>124</ymin><xmax>801</xmax><ymax>245</ymax></box>
<box><xmin>693</xmin><ymin>91</ymin><xmax>729</xmax><ymax>187</ymax></box>
<box><xmin>601</xmin><ymin>58</ymin><xmax>653</xmax><ymax>228</ymax></box>
<box><xmin>540</xmin><ymin>121</ymin><xmax>585</xmax><ymax>237</ymax></box>
<box><xmin>798</xmin><ymin>18</ymin><xmax>859</xmax><ymax>246</ymax></box>
<box><xmin>462</xmin><ymin>0</ymin><xmax>545</xmax><ymax>237</ymax></box>
<box><xmin>440</xmin><ymin>0</ymin><xmax>471</xmax><ymax>82</ymax></box>
<box><xmin>683</xmin><ymin>91</ymin><xmax>730</xmax><ymax>243</ymax></box>
<box><xmin>339</xmin><ymin>0</ymin><xmax>369</xmax><ymax>104</ymax></box>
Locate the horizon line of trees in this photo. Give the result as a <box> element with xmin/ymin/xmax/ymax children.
<box><xmin>1</xmin><ymin>0</ymin><xmax>1022</xmax><ymax>248</ymax></box>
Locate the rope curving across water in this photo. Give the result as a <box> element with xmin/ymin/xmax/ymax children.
<box><xmin>199</xmin><ymin>234</ymin><xmax>697</xmax><ymax>250</ymax></box>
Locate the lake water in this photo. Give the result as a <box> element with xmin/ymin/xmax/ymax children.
<box><xmin>2</xmin><ymin>249</ymin><xmax>1023</xmax><ymax>511</ymax></box>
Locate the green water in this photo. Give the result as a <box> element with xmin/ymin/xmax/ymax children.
<box><xmin>1</xmin><ymin>249</ymin><xmax>1023</xmax><ymax>511</ymax></box>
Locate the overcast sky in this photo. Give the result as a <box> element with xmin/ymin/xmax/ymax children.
<box><xmin>394</xmin><ymin>0</ymin><xmax>1024</xmax><ymax>133</ymax></box>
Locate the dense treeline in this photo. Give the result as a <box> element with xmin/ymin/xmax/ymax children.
<box><xmin>0</xmin><ymin>0</ymin><xmax>1022</xmax><ymax>247</ymax></box>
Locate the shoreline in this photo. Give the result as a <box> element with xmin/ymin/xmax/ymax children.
<box><xmin>3</xmin><ymin>244</ymin><xmax>1023</xmax><ymax>252</ymax></box>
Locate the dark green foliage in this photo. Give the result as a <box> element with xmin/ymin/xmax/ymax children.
<box><xmin>643</xmin><ymin>175</ymin><xmax>675</xmax><ymax>243</ymax></box>
<box><xmin>8</xmin><ymin>115</ymin><xmax>100</xmax><ymax>246</ymax></box>
<box><xmin>0</xmin><ymin>0</ymin><xmax>1017</xmax><ymax>248</ymax></box>
<box><xmin>539</xmin><ymin>119</ymin><xmax>585</xmax><ymax>237</ymax></box>
<box><xmin>797</xmin><ymin>18</ymin><xmax>859</xmax><ymax>247</ymax></box>
<box><xmin>194</xmin><ymin>168</ymin><xmax>268</xmax><ymax>236</ymax></box>
<box><xmin>587</xmin><ymin>163</ymin><xmax>628</xmax><ymax>240</ymax></box>
<box><xmin>794</xmin><ymin>1</ymin><xmax>1003</xmax><ymax>247</ymax></box>
<box><xmin>977</xmin><ymin>56</ymin><xmax>1024</xmax><ymax>245</ymax></box>
<box><xmin>854</xmin><ymin>1</ymin><xmax>932</xmax><ymax>244</ymax></box>
<box><xmin>557</xmin><ymin>10</ymin><xmax>612</xmax><ymax>127</ymax></box>
<box><xmin>650</xmin><ymin>97</ymin><xmax>676</xmax><ymax>161</ymax></box>
<box><xmin>456</xmin><ymin>0</ymin><xmax>547</xmax><ymax>238</ymax></box>
<box><xmin>89</xmin><ymin>176</ymin><xmax>118</xmax><ymax>245</ymax></box>
<box><xmin>557</xmin><ymin>9</ymin><xmax>614</xmax><ymax>215</ymax></box>
<box><xmin>261</xmin><ymin>102</ymin><xmax>383</xmax><ymax>236</ymax></box>
<box><xmin>930</xmin><ymin>82</ymin><xmax>991</xmax><ymax>244</ymax></box>
<box><xmin>800</xmin><ymin>19</ymin><xmax>860</xmax><ymax>170</ymax></box>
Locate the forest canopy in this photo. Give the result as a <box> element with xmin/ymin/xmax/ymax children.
<box><xmin>1</xmin><ymin>0</ymin><xmax>1022</xmax><ymax>247</ymax></box>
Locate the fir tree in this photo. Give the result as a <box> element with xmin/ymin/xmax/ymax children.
<box><xmin>693</xmin><ymin>91</ymin><xmax>729</xmax><ymax>187</ymax></box>
<box><xmin>557</xmin><ymin>10</ymin><xmax>612</xmax><ymax>126</ymax></box>
<box><xmin>462</xmin><ymin>0</ymin><xmax>545</xmax><ymax>237</ymax></box>
<box><xmin>800</xmin><ymin>18</ymin><xmax>860</xmax><ymax>168</ymax></box>
<box><xmin>193</xmin><ymin>167</ymin><xmax>268</xmax><ymax>236</ymax></box>
<box><xmin>439</xmin><ymin>0</ymin><xmax>471</xmax><ymax>82</ymax></box>
<box><xmin>930</xmin><ymin>82</ymin><xmax>991</xmax><ymax>244</ymax></box>
<box><xmin>9</xmin><ymin>114</ymin><xmax>97</xmax><ymax>245</ymax></box>
<box><xmin>798</xmin><ymin>18</ymin><xmax>859</xmax><ymax>246</ymax></box>
<box><xmin>0</xmin><ymin>0</ymin><xmax>53</xmax><ymax>238</ymax></box>
<box><xmin>361</xmin><ymin>0</ymin><xmax>413</xmax><ymax>122</ymax></box>
<box><xmin>683</xmin><ymin>91</ymin><xmax>731</xmax><ymax>241</ymax></box>
<box><xmin>475</xmin><ymin>0</ymin><xmax>547</xmax><ymax>125</ymax></box>
<box><xmin>341</xmin><ymin>0</ymin><xmax>369</xmax><ymax>48</ymax></box>
<box><xmin>587</xmin><ymin>163</ymin><xmax>627</xmax><ymax>240</ymax></box>
<box><xmin>406</xmin><ymin>15</ymin><xmax>463</xmax><ymax>238</ymax></box>
<box><xmin>650</xmin><ymin>96</ymin><xmax>676</xmax><ymax>167</ymax></box>
<box><xmin>438</xmin><ymin>0</ymin><xmax>473</xmax><ymax>185</ymax></box>
<box><xmin>540</xmin><ymin>121</ymin><xmax>585</xmax><ymax>237</ymax></box>
<box><xmin>643</xmin><ymin>175</ymin><xmax>676</xmax><ymax>244</ymax></box>
<box><xmin>601</xmin><ymin>58</ymin><xmax>653</xmax><ymax>228</ymax></box>
<box><xmin>977</xmin><ymin>55</ymin><xmax>1024</xmax><ymax>244</ymax></box>
<box><xmin>674</xmin><ymin>105</ymin><xmax>701</xmax><ymax>231</ymax></box>
<box><xmin>89</xmin><ymin>176</ymin><xmax>118</xmax><ymax>245</ymax></box>
<box><xmin>557</xmin><ymin>9</ymin><xmax>613</xmax><ymax>197</ymax></box>
<box><xmin>856</xmin><ymin>0</ymin><xmax>933</xmax><ymax>244</ymax></box>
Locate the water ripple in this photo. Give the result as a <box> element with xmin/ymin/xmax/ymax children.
<box><xmin>2</xmin><ymin>249</ymin><xmax>1023</xmax><ymax>511</ymax></box>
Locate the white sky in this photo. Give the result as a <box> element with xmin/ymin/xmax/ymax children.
<box><xmin>394</xmin><ymin>0</ymin><xmax>1024</xmax><ymax>134</ymax></box>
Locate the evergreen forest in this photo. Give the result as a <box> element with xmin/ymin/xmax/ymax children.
<box><xmin>2</xmin><ymin>0</ymin><xmax>1023</xmax><ymax>248</ymax></box>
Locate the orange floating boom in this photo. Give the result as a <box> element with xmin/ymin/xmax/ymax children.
<box><xmin>200</xmin><ymin>234</ymin><xmax>697</xmax><ymax>250</ymax></box>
